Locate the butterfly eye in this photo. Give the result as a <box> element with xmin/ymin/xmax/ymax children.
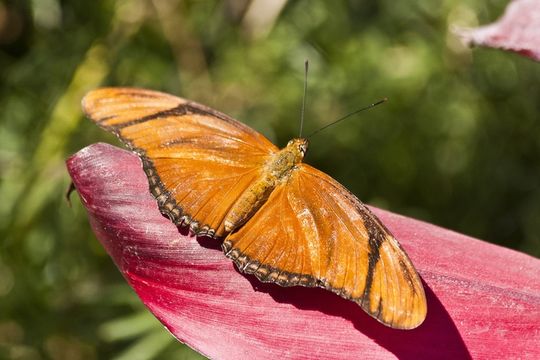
<box><xmin>298</xmin><ymin>139</ymin><xmax>309</xmax><ymax>156</ymax></box>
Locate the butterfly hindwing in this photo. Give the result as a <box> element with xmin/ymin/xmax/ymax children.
<box><xmin>223</xmin><ymin>164</ymin><xmax>427</xmax><ymax>329</ymax></box>
<box><xmin>82</xmin><ymin>88</ymin><xmax>278</xmax><ymax>237</ymax></box>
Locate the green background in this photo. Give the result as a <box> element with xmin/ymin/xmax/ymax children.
<box><xmin>1</xmin><ymin>0</ymin><xmax>538</xmax><ymax>358</ymax></box>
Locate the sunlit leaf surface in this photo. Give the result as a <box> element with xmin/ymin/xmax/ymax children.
<box><xmin>67</xmin><ymin>143</ymin><xmax>540</xmax><ymax>359</ymax></box>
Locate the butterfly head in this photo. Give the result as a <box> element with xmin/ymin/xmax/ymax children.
<box><xmin>286</xmin><ymin>138</ymin><xmax>309</xmax><ymax>161</ymax></box>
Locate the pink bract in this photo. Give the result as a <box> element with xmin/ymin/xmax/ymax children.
<box><xmin>66</xmin><ymin>143</ymin><xmax>540</xmax><ymax>359</ymax></box>
<box><xmin>456</xmin><ymin>0</ymin><xmax>540</xmax><ymax>61</ymax></box>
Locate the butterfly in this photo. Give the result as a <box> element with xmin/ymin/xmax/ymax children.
<box><xmin>82</xmin><ymin>87</ymin><xmax>427</xmax><ymax>329</ymax></box>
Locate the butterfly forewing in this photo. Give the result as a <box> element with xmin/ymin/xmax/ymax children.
<box><xmin>224</xmin><ymin>164</ymin><xmax>426</xmax><ymax>329</ymax></box>
<box><xmin>82</xmin><ymin>88</ymin><xmax>278</xmax><ymax>237</ymax></box>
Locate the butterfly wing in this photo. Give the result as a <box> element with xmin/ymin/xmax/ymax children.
<box><xmin>82</xmin><ymin>87</ymin><xmax>278</xmax><ymax>237</ymax></box>
<box><xmin>223</xmin><ymin>163</ymin><xmax>427</xmax><ymax>329</ymax></box>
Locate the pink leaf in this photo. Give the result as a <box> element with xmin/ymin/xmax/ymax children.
<box><xmin>66</xmin><ymin>143</ymin><xmax>540</xmax><ymax>359</ymax></box>
<box><xmin>456</xmin><ymin>0</ymin><xmax>540</xmax><ymax>61</ymax></box>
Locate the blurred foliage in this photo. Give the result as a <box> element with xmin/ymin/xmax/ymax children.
<box><xmin>0</xmin><ymin>0</ymin><xmax>538</xmax><ymax>358</ymax></box>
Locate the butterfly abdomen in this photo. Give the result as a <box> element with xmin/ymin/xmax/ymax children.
<box><xmin>224</xmin><ymin>175</ymin><xmax>276</xmax><ymax>232</ymax></box>
<box><xmin>223</xmin><ymin>138</ymin><xmax>308</xmax><ymax>233</ymax></box>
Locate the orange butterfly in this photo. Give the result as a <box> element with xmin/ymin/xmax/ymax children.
<box><xmin>82</xmin><ymin>87</ymin><xmax>427</xmax><ymax>329</ymax></box>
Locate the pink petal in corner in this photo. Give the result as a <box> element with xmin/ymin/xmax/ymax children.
<box><xmin>66</xmin><ymin>143</ymin><xmax>540</xmax><ymax>359</ymax></box>
<box><xmin>456</xmin><ymin>0</ymin><xmax>540</xmax><ymax>61</ymax></box>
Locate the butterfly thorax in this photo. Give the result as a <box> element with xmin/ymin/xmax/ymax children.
<box><xmin>223</xmin><ymin>138</ymin><xmax>309</xmax><ymax>233</ymax></box>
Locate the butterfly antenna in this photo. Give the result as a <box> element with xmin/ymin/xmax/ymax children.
<box><xmin>299</xmin><ymin>60</ymin><xmax>309</xmax><ymax>137</ymax></box>
<box><xmin>307</xmin><ymin>97</ymin><xmax>388</xmax><ymax>138</ymax></box>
